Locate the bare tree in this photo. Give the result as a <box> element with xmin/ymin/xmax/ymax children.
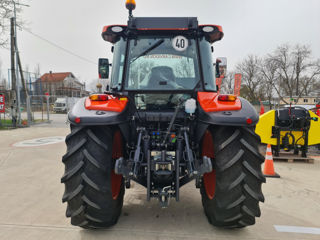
<box><xmin>300</xmin><ymin>59</ymin><xmax>320</xmax><ymax>96</ymax></box>
<box><xmin>0</xmin><ymin>58</ymin><xmax>3</xmax><ymax>81</ymax></box>
<box><xmin>129</xmin><ymin>61</ymin><xmax>155</xmax><ymax>88</ymax></box>
<box><xmin>174</xmin><ymin>58</ymin><xmax>194</xmax><ymax>78</ymax></box>
<box><xmin>0</xmin><ymin>0</ymin><xmax>12</xmax><ymax>46</ymax></box>
<box><xmin>313</xmin><ymin>80</ymin><xmax>320</xmax><ymax>98</ymax></box>
<box><xmin>0</xmin><ymin>58</ymin><xmax>7</xmax><ymax>89</ymax></box>
<box><xmin>259</xmin><ymin>57</ymin><xmax>281</xmax><ymax>106</ymax></box>
<box><xmin>235</xmin><ymin>45</ymin><xmax>320</xmax><ymax>105</ymax></box>
<box><xmin>236</xmin><ymin>55</ymin><xmax>264</xmax><ymax>102</ymax></box>
<box><xmin>34</xmin><ymin>63</ymin><xmax>41</xmax><ymax>78</ymax></box>
<box><xmin>268</xmin><ymin>44</ymin><xmax>320</xmax><ymax>102</ymax></box>
<box><xmin>0</xmin><ymin>0</ymin><xmax>27</xmax><ymax>47</ymax></box>
<box><xmin>220</xmin><ymin>71</ymin><xmax>235</xmax><ymax>94</ymax></box>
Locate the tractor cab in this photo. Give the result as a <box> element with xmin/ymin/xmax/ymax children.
<box><xmin>99</xmin><ymin>18</ymin><xmax>223</xmax><ymax>94</ymax></box>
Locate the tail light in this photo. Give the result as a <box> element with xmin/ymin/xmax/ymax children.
<box><xmin>218</xmin><ymin>95</ymin><xmax>237</xmax><ymax>102</ymax></box>
<box><xmin>89</xmin><ymin>94</ymin><xmax>108</xmax><ymax>101</ymax></box>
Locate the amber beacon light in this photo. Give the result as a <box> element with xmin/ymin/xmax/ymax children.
<box><xmin>126</xmin><ymin>0</ymin><xmax>136</xmax><ymax>11</ymax></box>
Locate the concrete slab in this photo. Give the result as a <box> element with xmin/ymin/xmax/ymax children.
<box><xmin>0</xmin><ymin>124</ymin><xmax>319</xmax><ymax>240</ymax></box>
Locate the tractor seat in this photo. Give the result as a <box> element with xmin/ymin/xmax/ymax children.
<box><xmin>148</xmin><ymin>66</ymin><xmax>176</xmax><ymax>89</ymax></box>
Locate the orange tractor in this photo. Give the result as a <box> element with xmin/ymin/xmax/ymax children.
<box><xmin>61</xmin><ymin>0</ymin><xmax>265</xmax><ymax>229</ymax></box>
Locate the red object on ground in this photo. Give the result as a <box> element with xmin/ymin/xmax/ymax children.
<box><xmin>316</xmin><ymin>104</ymin><xmax>320</xmax><ymax>116</ymax></box>
<box><xmin>0</xmin><ymin>94</ymin><xmax>5</xmax><ymax>113</ymax></box>
<box><xmin>260</xmin><ymin>101</ymin><xmax>265</xmax><ymax>115</ymax></box>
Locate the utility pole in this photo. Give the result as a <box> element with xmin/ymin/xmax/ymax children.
<box><xmin>12</xmin><ymin>0</ymin><xmax>30</xmax><ymax>125</ymax></box>
<box><xmin>10</xmin><ymin>17</ymin><xmax>17</xmax><ymax>127</ymax></box>
<box><xmin>17</xmin><ymin>54</ymin><xmax>27</xmax><ymax>99</ymax></box>
<box><xmin>17</xmin><ymin>52</ymin><xmax>32</xmax><ymax>124</ymax></box>
<box><xmin>12</xmin><ymin>1</ymin><xmax>21</xmax><ymax>124</ymax></box>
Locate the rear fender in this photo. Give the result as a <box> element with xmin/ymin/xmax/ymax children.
<box><xmin>197</xmin><ymin>92</ymin><xmax>259</xmax><ymax>127</ymax></box>
<box><xmin>68</xmin><ymin>97</ymin><xmax>129</xmax><ymax>126</ymax></box>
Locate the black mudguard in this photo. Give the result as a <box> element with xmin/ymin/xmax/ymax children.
<box><xmin>195</xmin><ymin>97</ymin><xmax>259</xmax><ymax>142</ymax></box>
<box><xmin>68</xmin><ymin>98</ymin><xmax>130</xmax><ymax>126</ymax></box>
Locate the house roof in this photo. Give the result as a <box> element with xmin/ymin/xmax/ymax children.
<box><xmin>40</xmin><ymin>72</ymin><xmax>74</xmax><ymax>82</ymax></box>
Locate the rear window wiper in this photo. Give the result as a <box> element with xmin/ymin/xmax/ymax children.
<box><xmin>130</xmin><ymin>39</ymin><xmax>164</xmax><ymax>64</ymax></box>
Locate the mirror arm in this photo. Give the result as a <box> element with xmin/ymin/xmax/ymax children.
<box><xmin>215</xmin><ymin>61</ymin><xmax>221</xmax><ymax>78</ymax></box>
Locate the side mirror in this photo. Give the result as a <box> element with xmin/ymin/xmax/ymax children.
<box><xmin>216</xmin><ymin>57</ymin><xmax>227</xmax><ymax>78</ymax></box>
<box><xmin>98</xmin><ymin>58</ymin><xmax>109</xmax><ymax>79</ymax></box>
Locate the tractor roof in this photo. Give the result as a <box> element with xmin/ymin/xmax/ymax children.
<box><xmin>127</xmin><ymin>17</ymin><xmax>198</xmax><ymax>30</ymax></box>
<box><xmin>102</xmin><ymin>17</ymin><xmax>223</xmax><ymax>44</ymax></box>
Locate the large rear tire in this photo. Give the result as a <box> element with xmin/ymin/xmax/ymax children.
<box><xmin>61</xmin><ymin>125</ymin><xmax>124</xmax><ymax>229</ymax></box>
<box><xmin>200</xmin><ymin>126</ymin><xmax>266</xmax><ymax>228</ymax></box>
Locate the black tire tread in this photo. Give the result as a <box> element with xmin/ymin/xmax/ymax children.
<box><xmin>200</xmin><ymin>126</ymin><xmax>265</xmax><ymax>228</ymax></box>
<box><xmin>61</xmin><ymin>125</ymin><xmax>124</xmax><ymax>229</ymax></box>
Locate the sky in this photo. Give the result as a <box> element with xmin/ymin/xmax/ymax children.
<box><xmin>0</xmin><ymin>0</ymin><xmax>320</xmax><ymax>88</ymax></box>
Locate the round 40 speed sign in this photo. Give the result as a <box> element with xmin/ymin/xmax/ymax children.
<box><xmin>172</xmin><ymin>36</ymin><xmax>188</xmax><ymax>52</ymax></box>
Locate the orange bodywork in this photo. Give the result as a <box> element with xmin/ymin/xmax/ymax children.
<box><xmin>197</xmin><ymin>92</ymin><xmax>242</xmax><ymax>112</ymax></box>
<box><xmin>84</xmin><ymin>95</ymin><xmax>128</xmax><ymax>112</ymax></box>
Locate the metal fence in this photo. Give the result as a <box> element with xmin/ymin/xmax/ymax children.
<box><xmin>25</xmin><ymin>95</ymin><xmax>77</xmax><ymax>125</ymax></box>
<box><xmin>26</xmin><ymin>95</ymin><xmax>51</xmax><ymax>124</ymax></box>
<box><xmin>0</xmin><ymin>91</ymin><xmax>16</xmax><ymax>129</ymax></box>
<box><xmin>1</xmin><ymin>70</ymin><xmax>83</xmax><ymax>128</ymax></box>
<box><xmin>0</xmin><ymin>94</ymin><xmax>73</xmax><ymax>128</ymax></box>
<box><xmin>0</xmin><ymin>107</ymin><xmax>17</xmax><ymax>129</ymax></box>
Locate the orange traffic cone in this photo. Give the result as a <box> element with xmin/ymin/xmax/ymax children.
<box><xmin>259</xmin><ymin>101</ymin><xmax>265</xmax><ymax>115</ymax></box>
<box><xmin>263</xmin><ymin>144</ymin><xmax>280</xmax><ymax>178</ymax></box>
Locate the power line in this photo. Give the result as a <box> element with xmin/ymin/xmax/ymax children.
<box><xmin>21</xmin><ymin>27</ymin><xmax>98</xmax><ymax>66</ymax></box>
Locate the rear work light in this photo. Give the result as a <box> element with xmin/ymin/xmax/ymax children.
<box><xmin>199</xmin><ymin>25</ymin><xmax>224</xmax><ymax>43</ymax></box>
<box><xmin>89</xmin><ymin>94</ymin><xmax>109</xmax><ymax>101</ymax></box>
<box><xmin>102</xmin><ymin>25</ymin><xmax>127</xmax><ymax>43</ymax></box>
<box><xmin>218</xmin><ymin>95</ymin><xmax>237</xmax><ymax>102</ymax></box>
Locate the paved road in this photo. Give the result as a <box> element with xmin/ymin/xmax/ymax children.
<box><xmin>0</xmin><ymin>116</ymin><xmax>319</xmax><ymax>239</ymax></box>
<box><xmin>28</xmin><ymin>112</ymin><xmax>69</xmax><ymax>128</ymax></box>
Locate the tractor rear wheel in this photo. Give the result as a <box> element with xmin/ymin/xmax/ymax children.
<box><xmin>200</xmin><ymin>126</ymin><xmax>266</xmax><ymax>228</ymax></box>
<box><xmin>61</xmin><ymin>125</ymin><xmax>124</xmax><ymax>229</ymax></box>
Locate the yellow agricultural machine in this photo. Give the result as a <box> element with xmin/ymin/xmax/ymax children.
<box><xmin>256</xmin><ymin>106</ymin><xmax>320</xmax><ymax>157</ymax></box>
